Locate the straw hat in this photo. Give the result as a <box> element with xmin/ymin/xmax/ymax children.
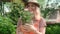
<box><xmin>25</xmin><ymin>0</ymin><xmax>40</xmax><ymax>7</ymax></box>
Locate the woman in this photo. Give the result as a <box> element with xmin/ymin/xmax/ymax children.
<box><xmin>16</xmin><ymin>0</ymin><xmax>46</xmax><ymax>34</ymax></box>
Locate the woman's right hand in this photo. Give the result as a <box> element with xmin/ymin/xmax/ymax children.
<box><xmin>20</xmin><ymin>25</ymin><xmax>32</xmax><ymax>34</ymax></box>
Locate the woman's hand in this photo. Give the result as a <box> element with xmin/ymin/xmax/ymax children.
<box><xmin>20</xmin><ymin>24</ymin><xmax>36</xmax><ymax>33</ymax></box>
<box><xmin>24</xmin><ymin>24</ymin><xmax>42</xmax><ymax>34</ymax></box>
<box><xmin>20</xmin><ymin>25</ymin><xmax>32</xmax><ymax>34</ymax></box>
<box><xmin>20</xmin><ymin>24</ymin><xmax>42</xmax><ymax>34</ymax></box>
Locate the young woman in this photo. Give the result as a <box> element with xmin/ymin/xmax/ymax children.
<box><xmin>16</xmin><ymin>0</ymin><xmax>46</xmax><ymax>34</ymax></box>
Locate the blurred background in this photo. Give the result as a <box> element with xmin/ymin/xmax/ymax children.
<box><xmin>0</xmin><ymin>0</ymin><xmax>60</xmax><ymax>34</ymax></box>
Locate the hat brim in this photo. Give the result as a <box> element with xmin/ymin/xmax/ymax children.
<box><xmin>25</xmin><ymin>2</ymin><xmax>40</xmax><ymax>7</ymax></box>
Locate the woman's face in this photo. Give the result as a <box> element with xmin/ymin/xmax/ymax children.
<box><xmin>25</xmin><ymin>3</ymin><xmax>37</xmax><ymax>13</ymax></box>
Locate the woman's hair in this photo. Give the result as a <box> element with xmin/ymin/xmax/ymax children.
<box><xmin>35</xmin><ymin>7</ymin><xmax>41</xmax><ymax>16</ymax></box>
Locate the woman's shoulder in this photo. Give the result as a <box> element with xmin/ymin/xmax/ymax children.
<box><xmin>40</xmin><ymin>17</ymin><xmax>46</xmax><ymax>21</ymax></box>
<box><xmin>39</xmin><ymin>17</ymin><xmax>47</xmax><ymax>27</ymax></box>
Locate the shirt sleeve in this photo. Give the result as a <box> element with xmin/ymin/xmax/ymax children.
<box><xmin>39</xmin><ymin>18</ymin><xmax>47</xmax><ymax>28</ymax></box>
<box><xmin>16</xmin><ymin>18</ymin><xmax>23</xmax><ymax>34</ymax></box>
<box><xmin>17</xmin><ymin>18</ymin><xmax>22</xmax><ymax>28</ymax></box>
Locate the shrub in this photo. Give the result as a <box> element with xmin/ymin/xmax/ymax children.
<box><xmin>0</xmin><ymin>16</ymin><xmax>16</xmax><ymax>34</ymax></box>
<box><xmin>46</xmin><ymin>24</ymin><xmax>60</xmax><ymax>34</ymax></box>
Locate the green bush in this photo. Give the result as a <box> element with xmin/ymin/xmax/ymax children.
<box><xmin>6</xmin><ymin>3</ymin><xmax>33</xmax><ymax>25</ymax></box>
<box><xmin>0</xmin><ymin>16</ymin><xmax>16</xmax><ymax>34</ymax></box>
<box><xmin>19</xmin><ymin>10</ymin><xmax>33</xmax><ymax>25</ymax></box>
<box><xmin>46</xmin><ymin>24</ymin><xmax>60</xmax><ymax>34</ymax></box>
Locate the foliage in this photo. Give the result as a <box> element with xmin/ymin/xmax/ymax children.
<box><xmin>38</xmin><ymin>0</ymin><xmax>45</xmax><ymax>6</ymax></box>
<box><xmin>19</xmin><ymin>10</ymin><xmax>33</xmax><ymax>25</ymax></box>
<box><xmin>0</xmin><ymin>15</ymin><xmax>16</xmax><ymax>34</ymax></box>
<box><xmin>6</xmin><ymin>3</ymin><xmax>33</xmax><ymax>25</ymax></box>
<box><xmin>41</xmin><ymin>8</ymin><xmax>56</xmax><ymax>18</ymax></box>
<box><xmin>6</xmin><ymin>3</ymin><xmax>22</xmax><ymax>25</ymax></box>
<box><xmin>46</xmin><ymin>24</ymin><xmax>60</xmax><ymax>34</ymax></box>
